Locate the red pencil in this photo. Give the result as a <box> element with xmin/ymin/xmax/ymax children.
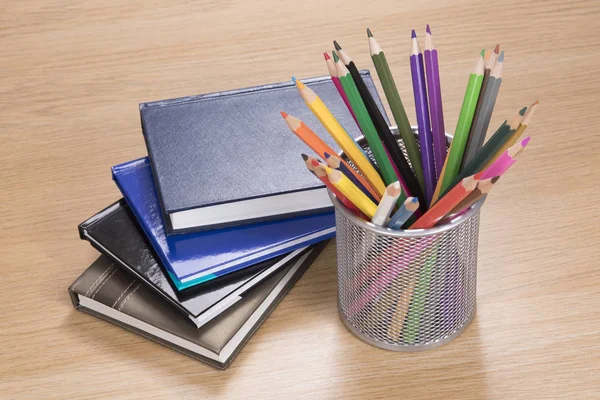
<box><xmin>410</xmin><ymin>174</ymin><xmax>480</xmax><ymax>229</ymax></box>
<box><xmin>302</xmin><ymin>154</ymin><xmax>363</xmax><ymax>216</ymax></box>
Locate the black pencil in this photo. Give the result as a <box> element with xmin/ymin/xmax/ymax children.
<box><xmin>334</xmin><ymin>40</ymin><xmax>426</xmax><ymax>211</ymax></box>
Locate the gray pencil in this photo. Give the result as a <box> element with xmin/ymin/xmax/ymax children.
<box><xmin>462</xmin><ymin>51</ymin><xmax>504</xmax><ymax>166</ymax></box>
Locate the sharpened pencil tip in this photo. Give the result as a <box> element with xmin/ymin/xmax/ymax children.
<box><xmin>494</xmin><ymin>44</ymin><xmax>500</xmax><ymax>54</ymax></box>
<box><xmin>332</xmin><ymin>51</ymin><xmax>339</xmax><ymax>62</ymax></box>
<box><xmin>301</xmin><ymin>154</ymin><xmax>308</xmax><ymax>161</ymax></box>
<box><xmin>519</xmin><ymin>106</ymin><xmax>528</xmax><ymax>116</ymax></box>
<box><xmin>411</xmin><ymin>29</ymin><xmax>417</xmax><ymax>38</ymax></box>
<box><xmin>333</xmin><ymin>40</ymin><xmax>342</xmax><ymax>50</ymax></box>
<box><xmin>498</xmin><ymin>50</ymin><xmax>504</xmax><ymax>62</ymax></box>
<box><xmin>522</xmin><ymin>136</ymin><xmax>531</xmax><ymax>146</ymax></box>
<box><xmin>280</xmin><ymin>111</ymin><xmax>288</xmax><ymax>118</ymax></box>
<box><xmin>426</xmin><ymin>24</ymin><xmax>431</xmax><ymax>34</ymax></box>
<box><xmin>291</xmin><ymin>76</ymin><xmax>297</xmax><ymax>83</ymax></box>
<box><xmin>367</xmin><ymin>28</ymin><xmax>373</xmax><ymax>37</ymax></box>
<box><xmin>480</xmin><ymin>48</ymin><xmax>485</xmax><ymax>57</ymax></box>
<box><xmin>323</xmin><ymin>52</ymin><xmax>330</xmax><ymax>60</ymax></box>
<box><xmin>323</xmin><ymin>152</ymin><xmax>331</xmax><ymax>159</ymax></box>
<box><xmin>411</xmin><ymin>197</ymin><xmax>419</xmax><ymax>203</ymax></box>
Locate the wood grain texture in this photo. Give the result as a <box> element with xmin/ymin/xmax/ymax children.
<box><xmin>1</xmin><ymin>0</ymin><xmax>599</xmax><ymax>398</ymax></box>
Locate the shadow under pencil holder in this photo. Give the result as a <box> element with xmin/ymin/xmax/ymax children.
<box><xmin>332</xmin><ymin>129</ymin><xmax>482</xmax><ymax>351</ymax></box>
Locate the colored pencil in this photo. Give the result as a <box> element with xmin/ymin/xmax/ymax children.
<box><xmin>368</xmin><ymin>28</ymin><xmax>424</xmax><ymax>189</ymax></box>
<box><xmin>462</xmin><ymin>50</ymin><xmax>504</xmax><ymax>166</ymax></box>
<box><xmin>324</xmin><ymin>52</ymin><xmax>358</xmax><ymax>127</ymax></box>
<box><xmin>324</xmin><ymin>152</ymin><xmax>378</xmax><ymax>203</ymax></box>
<box><xmin>372</xmin><ymin>181</ymin><xmax>402</xmax><ymax>226</ymax></box>
<box><xmin>293</xmin><ymin>77</ymin><xmax>386</xmax><ymax>198</ymax></box>
<box><xmin>486</xmin><ymin>100</ymin><xmax>538</xmax><ymax>168</ymax></box>
<box><xmin>387</xmin><ymin>197</ymin><xmax>420</xmax><ymax>229</ymax></box>
<box><xmin>402</xmin><ymin>248</ymin><xmax>437</xmax><ymax>343</ymax></box>
<box><xmin>332</xmin><ymin>51</ymin><xmax>400</xmax><ymax>189</ymax></box>
<box><xmin>325</xmin><ymin>166</ymin><xmax>378</xmax><ymax>218</ymax></box>
<box><xmin>458</xmin><ymin>107</ymin><xmax>526</xmax><ymax>179</ymax></box>
<box><xmin>481</xmin><ymin>136</ymin><xmax>530</xmax><ymax>179</ymax></box>
<box><xmin>302</xmin><ymin>153</ymin><xmax>356</xmax><ymax>211</ymax></box>
<box><xmin>281</xmin><ymin>111</ymin><xmax>380</xmax><ymax>201</ymax></box>
<box><xmin>410</xmin><ymin>29</ymin><xmax>436</xmax><ymax>204</ymax></box>
<box><xmin>334</xmin><ymin>40</ymin><xmax>426</xmax><ymax>212</ymax></box>
<box><xmin>434</xmin><ymin>54</ymin><xmax>484</xmax><ymax>197</ymax></box>
<box><xmin>410</xmin><ymin>174</ymin><xmax>480</xmax><ymax>229</ymax></box>
<box><xmin>424</xmin><ymin>24</ymin><xmax>447</xmax><ymax>179</ymax></box>
<box><xmin>447</xmin><ymin>176</ymin><xmax>499</xmax><ymax>217</ymax></box>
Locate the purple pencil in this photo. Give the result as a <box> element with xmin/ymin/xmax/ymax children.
<box><xmin>424</xmin><ymin>25</ymin><xmax>446</xmax><ymax>180</ymax></box>
<box><xmin>410</xmin><ymin>30</ymin><xmax>436</xmax><ymax>205</ymax></box>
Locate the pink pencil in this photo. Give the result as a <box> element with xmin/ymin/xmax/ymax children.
<box><xmin>481</xmin><ymin>136</ymin><xmax>530</xmax><ymax>179</ymax></box>
<box><xmin>324</xmin><ymin>52</ymin><xmax>359</xmax><ymax>128</ymax></box>
<box><xmin>348</xmin><ymin>236</ymin><xmax>435</xmax><ymax>316</ymax></box>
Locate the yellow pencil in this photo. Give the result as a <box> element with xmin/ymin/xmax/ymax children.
<box><xmin>293</xmin><ymin>77</ymin><xmax>386</xmax><ymax>197</ymax></box>
<box><xmin>325</xmin><ymin>166</ymin><xmax>378</xmax><ymax>218</ymax></box>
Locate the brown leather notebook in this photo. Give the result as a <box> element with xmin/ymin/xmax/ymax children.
<box><xmin>69</xmin><ymin>241</ymin><xmax>326</xmax><ymax>370</ymax></box>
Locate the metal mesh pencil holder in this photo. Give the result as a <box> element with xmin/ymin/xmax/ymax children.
<box><xmin>332</xmin><ymin>129</ymin><xmax>482</xmax><ymax>351</ymax></box>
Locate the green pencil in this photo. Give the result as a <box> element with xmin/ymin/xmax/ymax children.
<box><xmin>333</xmin><ymin>51</ymin><xmax>403</xmax><ymax>200</ymax></box>
<box><xmin>367</xmin><ymin>28</ymin><xmax>425</xmax><ymax>193</ymax></box>
<box><xmin>435</xmin><ymin>53</ymin><xmax>484</xmax><ymax>199</ymax></box>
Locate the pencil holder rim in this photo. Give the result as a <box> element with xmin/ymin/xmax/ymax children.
<box><xmin>328</xmin><ymin>127</ymin><xmax>484</xmax><ymax>238</ymax></box>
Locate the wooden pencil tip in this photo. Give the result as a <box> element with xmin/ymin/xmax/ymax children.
<box><xmin>323</xmin><ymin>52</ymin><xmax>330</xmax><ymax>60</ymax></box>
<box><xmin>426</xmin><ymin>24</ymin><xmax>431</xmax><ymax>35</ymax></box>
<box><xmin>367</xmin><ymin>28</ymin><xmax>373</xmax><ymax>37</ymax></box>
<box><xmin>333</xmin><ymin>40</ymin><xmax>342</xmax><ymax>50</ymax></box>
<box><xmin>494</xmin><ymin>44</ymin><xmax>500</xmax><ymax>54</ymax></box>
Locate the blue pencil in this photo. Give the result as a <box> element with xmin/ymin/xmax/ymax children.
<box><xmin>324</xmin><ymin>152</ymin><xmax>378</xmax><ymax>203</ymax></box>
<box><xmin>387</xmin><ymin>197</ymin><xmax>420</xmax><ymax>229</ymax></box>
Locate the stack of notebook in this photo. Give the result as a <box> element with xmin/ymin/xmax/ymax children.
<box><xmin>70</xmin><ymin>71</ymin><xmax>387</xmax><ymax>369</ymax></box>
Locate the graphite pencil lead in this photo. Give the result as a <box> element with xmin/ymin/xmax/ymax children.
<box><xmin>301</xmin><ymin>153</ymin><xmax>309</xmax><ymax>161</ymax></box>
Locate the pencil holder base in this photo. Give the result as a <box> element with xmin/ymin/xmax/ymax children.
<box><xmin>339</xmin><ymin>303</ymin><xmax>476</xmax><ymax>352</ymax></box>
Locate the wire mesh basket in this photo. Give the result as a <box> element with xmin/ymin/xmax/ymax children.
<box><xmin>332</xmin><ymin>128</ymin><xmax>481</xmax><ymax>351</ymax></box>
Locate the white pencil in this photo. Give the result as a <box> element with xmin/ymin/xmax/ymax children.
<box><xmin>371</xmin><ymin>182</ymin><xmax>402</xmax><ymax>226</ymax></box>
<box><xmin>387</xmin><ymin>197</ymin><xmax>420</xmax><ymax>229</ymax></box>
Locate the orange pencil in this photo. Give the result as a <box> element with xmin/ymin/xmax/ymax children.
<box><xmin>410</xmin><ymin>174</ymin><xmax>480</xmax><ymax>229</ymax></box>
<box><xmin>301</xmin><ymin>154</ymin><xmax>363</xmax><ymax>215</ymax></box>
<box><xmin>282</xmin><ymin>111</ymin><xmax>381</xmax><ymax>201</ymax></box>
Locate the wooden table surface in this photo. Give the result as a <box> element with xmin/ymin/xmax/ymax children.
<box><xmin>2</xmin><ymin>0</ymin><xmax>599</xmax><ymax>398</ymax></box>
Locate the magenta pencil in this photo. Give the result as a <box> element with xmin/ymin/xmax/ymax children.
<box><xmin>348</xmin><ymin>236</ymin><xmax>435</xmax><ymax>316</ymax></box>
<box><xmin>424</xmin><ymin>25</ymin><xmax>446</xmax><ymax>179</ymax></box>
<box><xmin>481</xmin><ymin>136</ymin><xmax>530</xmax><ymax>179</ymax></box>
<box><xmin>410</xmin><ymin>30</ymin><xmax>436</xmax><ymax>205</ymax></box>
<box><xmin>324</xmin><ymin>52</ymin><xmax>359</xmax><ymax>127</ymax></box>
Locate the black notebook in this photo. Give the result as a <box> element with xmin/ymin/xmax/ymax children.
<box><xmin>140</xmin><ymin>71</ymin><xmax>386</xmax><ymax>234</ymax></box>
<box><xmin>69</xmin><ymin>242</ymin><xmax>325</xmax><ymax>370</ymax></box>
<box><xmin>79</xmin><ymin>200</ymin><xmax>312</xmax><ymax>328</ymax></box>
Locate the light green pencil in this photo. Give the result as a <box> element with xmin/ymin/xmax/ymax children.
<box><xmin>434</xmin><ymin>54</ymin><xmax>484</xmax><ymax>199</ymax></box>
<box><xmin>367</xmin><ymin>28</ymin><xmax>425</xmax><ymax>193</ymax></box>
<box><xmin>333</xmin><ymin>51</ymin><xmax>404</xmax><ymax>201</ymax></box>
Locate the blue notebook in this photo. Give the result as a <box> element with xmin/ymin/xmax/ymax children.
<box><xmin>140</xmin><ymin>71</ymin><xmax>387</xmax><ymax>234</ymax></box>
<box><xmin>112</xmin><ymin>158</ymin><xmax>335</xmax><ymax>290</ymax></box>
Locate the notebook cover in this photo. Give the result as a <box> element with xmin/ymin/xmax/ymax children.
<box><xmin>79</xmin><ymin>199</ymin><xmax>295</xmax><ymax>327</ymax></box>
<box><xmin>139</xmin><ymin>71</ymin><xmax>387</xmax><ymax>233</ymax></box>
<box><xmin>111</xmin><ymin>158</ymin><xmax>335</xmax><ymax>290</ymax></box>
<box><xmin>69</xmin><ymin>242</ymin><xmax>324</xmax><ymax>370</ymax></box>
